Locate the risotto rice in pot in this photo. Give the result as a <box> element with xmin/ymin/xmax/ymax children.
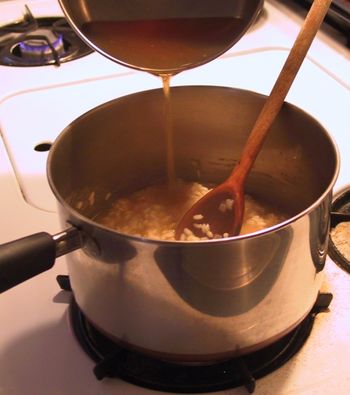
<box><xmin>95</xmin><ymin>180</ymin><xmax>287</xmax><ymax>241</ymax></box>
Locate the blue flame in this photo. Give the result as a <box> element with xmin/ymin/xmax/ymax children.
<box><xmin>19</xmin><ymin>33</ymin><xmax>64</xmax><ymax>53</ymax></box>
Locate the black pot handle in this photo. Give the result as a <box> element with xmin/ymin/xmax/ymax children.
<box><xmin>0</xmin><ymin>228</ymin><xmax>82</xmax><ymax>293</ymax></box>
<box><xmin>330</xmin><ymin>212</ymin><xmax>350</xmax><ymax>228</ymax></box>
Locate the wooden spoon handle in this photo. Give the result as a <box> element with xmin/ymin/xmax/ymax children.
<box><xmin>233</xmin><ymin>0</ymin><xmax>332</xmax><ymax>183</ymax></box>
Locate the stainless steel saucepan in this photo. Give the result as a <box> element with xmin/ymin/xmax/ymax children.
<box><xmin>0</xmin><ymin>86</ymin><xmax>339</xmax><ymax>361</ymax></box>
<box><xmin>58</xmin><ymin>0</ymin><xmax>263</xmax><ymax>75</ymax></box>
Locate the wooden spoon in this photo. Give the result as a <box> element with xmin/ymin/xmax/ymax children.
<box><xmin>175</xmin><ymin>0</ymin><xmax>332</xmax><ymax>240</ymax></box>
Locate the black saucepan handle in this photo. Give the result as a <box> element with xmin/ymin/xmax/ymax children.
<box><xmin>331</xmin><ymin>212</ymin><xmax>350</xmax><ymax>228</ymax></box>
<box><xmin>0</xmin><ymin>228</ymin><xmax>82</xmax><ymax>293</ymax></box>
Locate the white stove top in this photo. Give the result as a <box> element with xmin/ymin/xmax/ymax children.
<box><xmin>0</xmin><ymin>1</ymin><xmax>350</xmax><ymax>394</ymax></box>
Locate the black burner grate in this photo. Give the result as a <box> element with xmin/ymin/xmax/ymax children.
<box><xmin>288</xmin><ymin>0</ymin><xmax>350</xmax><ymax>46</ymax></box>
<box><xmin>57</xmin><ymin>275</ymin><xmax>332</xmax><ymax>394</ymax></box>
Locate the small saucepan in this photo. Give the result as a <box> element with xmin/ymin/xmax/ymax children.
<box><xmin>58</xmin><ymin>0</ymin><xmax>263</xmax><ymax>75</ymax></box>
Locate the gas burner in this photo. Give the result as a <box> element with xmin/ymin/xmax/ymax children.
<box><xmin>329</xmin><ymin>188</ymin><xmax>350</xmax><ymax>273</ymax></box>
<box><xmin>18</xmin><ymin>28</ymin><xmax>65</xmax><ymax>61</ymax></box>
<box><xmin>57</xmin><ymin>275</ymin><xmax>332</xmax><ymax>394</ymax></box>
<box><xmin>0</xmin><ymin>6</ymin><xmax>93</xmax><ymax>66</ymax></box>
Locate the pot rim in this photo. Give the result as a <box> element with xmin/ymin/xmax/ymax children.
<box><xmin>47</xmin><ymin>85</ymin><xmax>340</xmax><ymax>245</ymax></box>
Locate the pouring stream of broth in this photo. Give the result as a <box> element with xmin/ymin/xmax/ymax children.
<box><xmin>175</xmin><ymin>0</ymin><xmax>332</xmax><ymax>240</ymax></box>
<box><xmin>161</xmin><ymin>74</ymin><xmax>176</xmax><ymax>185</ymax></box>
